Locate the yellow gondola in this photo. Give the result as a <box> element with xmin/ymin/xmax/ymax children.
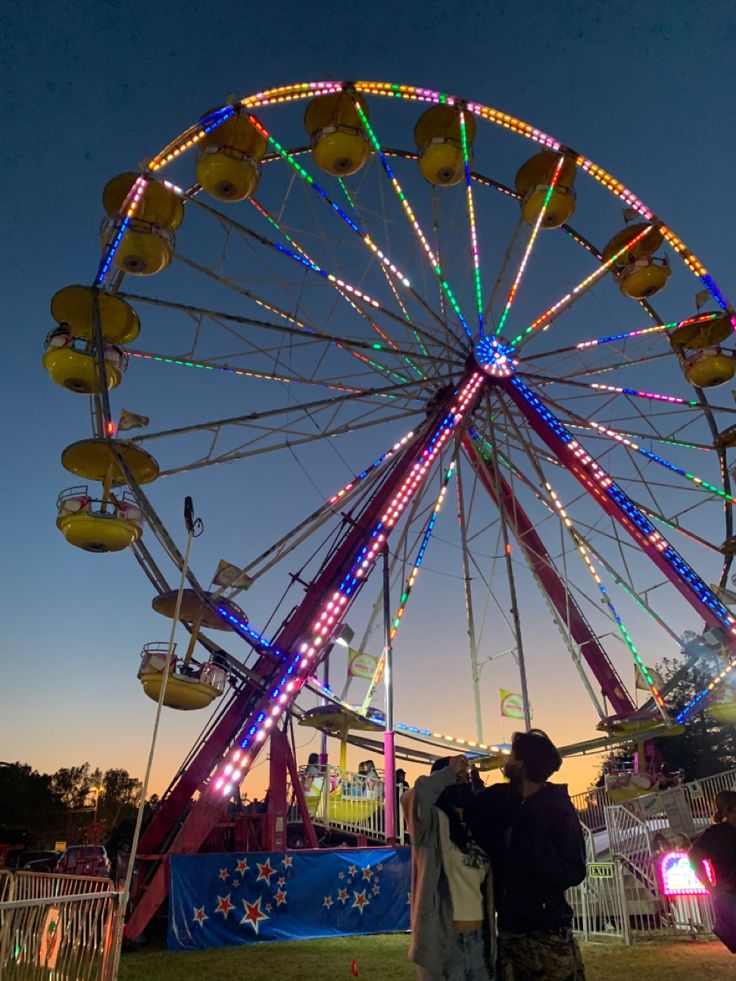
<box><xmin>682</xmin><ymin>348</ymin><xmax>736</xmax><ymax>388</ymax></box>
<box><xmin>304</xmin><ymin>93</ymin><xmax>370</xmax><ymax>176</ymax></box>
<box><xmin>61</xmin><ymin>438</ymin><xmax>158</xmax><ymax>486</ymax></box>
<box><xmin>414</xmin><ymin>105</ymin><xmax>475</xmax><ymax>186</ymax></box>
<box><xmin>298</xmin><ymin>705</ymin><xmax>383</xmax><ymax>825</ymax></box>
<box><xmin>101</xmin><ymin>173</ymin><xmax>184</xmax><ymax>275</ymax></box>
<box><xmin>137</xmin><ymin>643</ymin><xmax>226</xmax><ymax>711</ymax></box>
<box><xmin>515</xmin><ymin>151</ymin><xmax>576</xmax><ymax>228</ymax></box>
<box><xmin>50</xmin><ymin>285</ymin><xmax>140</xmax><ymax>345</ymax></box>
<box><xmin>602</xmin><ymin>224</ymin><xmax>671</xmax><ymax>299</ymax></box>
<box><xmin>43</xmin><ymin>329</ymin><xmax>125</xmax><ymax>393</ymax></box>
<box><xmin>196</xmin><ymin>111</ymin><xmax>268</xmax><ymax>201</ymax></box>
<box><xmin>707</xmin><ymin>699</ymin><xmax>736</xmax><ymax>723</ymax></box>
<box><xmin>669</xmin><ymin>312</ymin><xmax>734</xmax><ymax>351</ymax></box>
<box><xmin>56</xmin><ymin>486</ymin><xmax>143</xmax><ymax>552</ymax></box>
<box><xmin>151</xmin><ymin>588</ymin><xmax>247</xmax><ymax>630</ymax></box>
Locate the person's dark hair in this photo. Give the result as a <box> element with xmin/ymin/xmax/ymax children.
<box><xmin>307</xmin><ymin>752</ymin><xmax>319</xmax><ymax>766</ymax></box>
<box><xmin>395</xmin><ymin>768</ymin><xmax>407</xmax><ymax>782</ymax></box>
<box><xmin>511</xmin><ymin>729</ymin><xmax>562</xmax><ymax>783</ymax></box>
<box><xmin>714</xmin><ymin>790</ymin><xmax>736</xmax><ymax>823</ymax></box>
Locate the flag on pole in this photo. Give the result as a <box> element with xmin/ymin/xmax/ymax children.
<box><xmin>500</xmin><ymin>689</ymin><xmax>527</xmax><ymax>720</ymax></box>
<box><xmin>212</xmin><ymin>560</ymin><xmax>252</xmax><ymax>590</ymax></box>
<box><xmin>635</xmin><ymin>667</ymin><xmax>665</xmax><ymax>692</ymax></box>
<box><xmin>348</xmin><ymin>649</ymin><xmax>379</xmax><ymax>680</ymax></box>
<box><xmin>695</xmin><ymin>288</ymin><xmax>711</xmax><ymax>310</ymax></box>
<box><xmin>117</xmin><ymin>408</ymin><xmax>150</xmax><ymax>431</ymax></box>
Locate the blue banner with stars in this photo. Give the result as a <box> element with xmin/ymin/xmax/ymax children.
<box><xmin>168</xmin><ymin>847</ymin><xmax>411</xmax><ymax>949</ymax></box>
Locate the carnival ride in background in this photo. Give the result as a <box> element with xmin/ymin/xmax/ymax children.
<box><xmin>46</xmin><ymin>80</ymin><xmax>736</xmax><ymax>935</ymax></box>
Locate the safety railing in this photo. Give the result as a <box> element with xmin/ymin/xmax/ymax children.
<box><xmin>13</xmin><ymin>871</ymin><xmax>113</xmax><ymax>900</ymax></box>
<box><xmin>571</xmin><ymin>784</ymin><xmax>611</xmax><ymax>832</ymax></box>
<box><xmin>568</xmin><ymin>860</ymin><xmax>630</xmax><ymax>943</ymax></box>
<box><xmin>0</xmin><ymin>884</ymin><xmax>120</xmax><ymax>980</ymax></box>
<box><xmin>683</xmin><ymin>768</ymin><xmax>736</xmax><ymax>825</ymax></box>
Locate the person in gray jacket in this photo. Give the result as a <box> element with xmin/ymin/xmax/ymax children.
<box><xmin>402</xmin><ymin>754</ymin><xmax>495</xmax><ymax>980</ymax></box>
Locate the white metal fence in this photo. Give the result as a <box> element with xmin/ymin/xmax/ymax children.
<box><xmin>0</xmin><ymin>872</ymin><xmax>120</xmax><ymax>980</ymax></box>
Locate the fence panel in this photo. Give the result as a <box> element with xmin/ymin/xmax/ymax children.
<box><xmin>14</xmin><ymin>871</ymin><xmax>113</xmax><ymax>901</ymax></box>
<box><xmin>0</xmin><ymin>888</ymin><xmax>119</xmax><ymax>980</ymax></box>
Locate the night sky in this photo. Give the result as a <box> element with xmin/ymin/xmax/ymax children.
<box><xmin>3</xmin><ymin>1</ymin><xmax>736</xmax><ymax>801</ymax></box>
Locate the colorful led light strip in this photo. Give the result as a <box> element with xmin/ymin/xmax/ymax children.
<box><xmin>136</xmin><ymin>81</ymin><xmax>731</xmax><ymax>317</ymax></box>
<box><xmin>307</xmin><ymin>674</ymin><xmax>507</xmax><ymax>755</ymax></box>
<box><xmin>509</xmin><ymin>376</ymin><xmax>736</xmax><ymax>637</ymax></box>
<box><xmin>677</xmin><ymin>654</ymin><xmax>736</xmax><ymax>722</ymax></box>
<box><xmin>126</xmin><ymin>349</ymin><xmax>363</xmax><ymax>393</ymax></box>
<box><xmin>585</xmin><ymin>419</ymin><xmax>736</xmax><ymax>504</ymax></box>
<box><xmin>459</xmin><ymin>111</ymin><xmax>484</xmax><ymax>335</ymax></box>
<box><xmin>365</xmin><ymin>460</ymin><xmax>457</xmax><ymax>700</ymax></box>
<box><xmin>511</xmin><ymin>225</ymin><xmax>654</xmax><ymax>347</ymax></box>
<box><xmin>254</xmin><ymin>118</ymin><xmax>413</xmax><ymax>291</ymax></box>
<box><xmin>575</xmin><ymin>313</ymin><xmax>719</xmax><ymax>350</ymax></box>
<box><xmin>545</xmin><ymin>483</ymin><xmax>667</xmax><ymax>710</ymax></box>
<box><xmin>247</xmin><ymin>197</ymin><xmax>421</xmax><ymax>382</ymax></box>
<box><xmin>211</xmin><ymin>371</ymin><xmax>485</xmax><ymax>795</ymax></box>
<box><xmin>496</xmin><ymin>156</ymin><xmax>565</xmax><ymax>337</ymax></box>
<box><xmin>95</xmin><ymin>176</ymin><xmax>147</xmax><ymax>285</ymax></box>
<box><xmin>327</xmin><ymin>430</ymin><xmax>415</xmax><ymax>506</ymax></box>
<box><xmin>338</xmin><ymin>175</ymin><xmax>432</xmax><ymax>361</ymax></box>
<box><xmin>526</xmin><ymin>371</ymin><xmax>699</xmax><ymax>407</ymax></box>
<box><xmin>353</xmin><ymin>101</ymin><xmax>473</xmax><ymax>340</ymax></box>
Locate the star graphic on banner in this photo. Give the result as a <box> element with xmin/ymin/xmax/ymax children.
<box><xmin>218</xmin><ymin>867</ymin><xmax>230</xmax><ymax>881</ymax></box>
<box><xmin>274</xmin><ymin>888</ymin><xmax>287</xmax><ymax>907</ymax></box>
<box><xmin>407</xmin><ymin>891</ymin><xmax>412</xmax><ymax>905</ymax></box>
<box><xmin>372</xmin><ymin>883</ymin><xmax>381</xmax><ymax>896</ymax></box>
<box><xmin>361</xmin><ymin>866</ymin><xmax>373</xmax><ymax>882</ymax></box>
<box><xmin>231</xmin><ymin>879</ymin><xmax>240</xmax><ymax>888</ymax></box>
<box><xmin>376</xmin><ymin>863</ymin><xmax>383</xmax><ymax>872</ymax></box>
<box><xmin>277</xmin><ymin>876</ymin><xmax>286</xmax><ymax>887</ymax></box>
<box><xmin>282</xmin><ymin>855</ymin><xmax>293</xmax><ymax>868</ymax></box>
<box><xmin>337</xmin><ymin>888</ymin><xmax>349</xmax><ymax>904</ymax></box>
<box><xmin>215</xmin><ymin>894</ymin><xmax>235</xmax><ymax>919</ymax></box>
<box><xmin>348</xmin><ymin>864</ymin><xmax>358</xmax><ymax>876</ymax></box>
<box><xmin>266</xmin><ymin>903</ymin><xmax>273</xmax><ymax>912</ymax></box>
<box><xmin>192</xmin><ymin>906</ymin><xmax>208</xmax><ymax>925</ymax></box>
<box><xmin>352</xmin><ymin>890</ymin><xmax>371</xmax><ymax>914</ymax></box>
<box><xmin>323</xmin><ymin>895</ymin><xmax>334</xmax><ymax>909</ymax></box>
<box><xmin>236</xmin><ymin>858</ymin><xmax>249</xmax><ymax>875</ymax></box>
<box><xmin>337</xmin><ymin>871</ymin><xmax>345</xmax><ymax>880</ymax></box>
<box><xmin>256</xmin><ymin>859</ymin><xmax>277</xmax><ymax>885</ymax></box>
<box><xmin>240</xmin><ymin>896</ymin><xmax>269</xmax><ymax>935</ymax></box>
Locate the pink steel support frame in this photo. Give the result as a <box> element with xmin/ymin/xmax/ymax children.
<box><xmin>462</xmin><ymin>434</ymin><xmax>635</xmax><ymax>717</ymax></box>
<box><xmin>125</xmin><ymin>370</ymin><xmax>483</xmax><ymax>940</ymax></box>
<box><xmin>497</xmin><ymin>375</ymin><xmax>736</xmax><ymax>680</ymax></box>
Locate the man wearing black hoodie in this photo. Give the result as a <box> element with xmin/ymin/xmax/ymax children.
<box><xmin>468</xmin><ymin>729</ymin><xmax>586</xmax><ymax>980</ymax></box>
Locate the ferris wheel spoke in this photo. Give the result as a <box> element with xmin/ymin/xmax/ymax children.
<box><xmin>511</xmin><ymin>225</ymin><xmax>655</xmax><ymax>350</ymax></box>
<box><xmin>528</xmin><ymin>311</ymin><xmax>723</xmax><ymax>360</ymax></box>
<box><xmin>352</xmin><ymin>102</ymin><xmax>473</xmax><ymax>343</ymax></box>
<box><xmin>495</xmin><ymin>156</ymin><xmax>566</xmax><ymax>338</ymax></box>
<box><xmin>537</xmin><ymin>386</ymin><xmax>736</xmax><ymax>506</ymax></box>
<box><xmin>490</xmin><ymin>403</ymin><xmax>678</xmax><ymax>702</ymax></box>
<box><xmin>134</xmin><ymin>375</ymin><xmax>432</xmax><ymax>445</ymax></box>
<box><xmin>158</xmin><ymin>406</ymin><xmax>422</xmax><ymax>477</ymax></box>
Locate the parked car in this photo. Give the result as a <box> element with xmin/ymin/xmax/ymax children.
<box><xmin>22</xmin><ymin>852</ymin><xmax>61</xmax><ymax>872</ymax></box>
<box><xmin>56</xmin><ymin>845</ymin><xmax>111</xmax><ymax>878</ymax></box>
<box><xmin>7</xmin><ymin>849</ymin><xmax>58</xmax><ymax>871</ymax></box>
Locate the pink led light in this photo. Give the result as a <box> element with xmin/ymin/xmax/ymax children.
<box><xmin>659</xmin><ymin>850</ymin><xmax>714</xmax><ymax>897</ymax></box>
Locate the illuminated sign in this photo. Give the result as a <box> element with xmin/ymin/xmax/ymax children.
<box><xmin>659</xmin><ymin>849</ymin><xmax>714</xmax><ymax>897</ymax></box>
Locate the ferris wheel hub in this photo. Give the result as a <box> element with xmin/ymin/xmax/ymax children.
<box><xmin>474</xmin><ymin>335</ymin><xmax>518</xmax><ymax>378</ymax></box>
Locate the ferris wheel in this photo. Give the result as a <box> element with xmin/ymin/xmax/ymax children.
<box><xmin>47</xmin><ymin>80</ymin><xmax>736</xmax><ymax>924</ymax></box>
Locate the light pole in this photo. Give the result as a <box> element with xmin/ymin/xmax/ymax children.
<box><xmin>93</xmin><ymin>785</ymin><xmax>102</xmax><ymax>822</ymax></box>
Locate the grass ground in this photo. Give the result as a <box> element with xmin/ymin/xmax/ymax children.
<box><xmin>119</xmin><ymin>933</ymin><xmax>733</xmax><ymax>980</ymax></box>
